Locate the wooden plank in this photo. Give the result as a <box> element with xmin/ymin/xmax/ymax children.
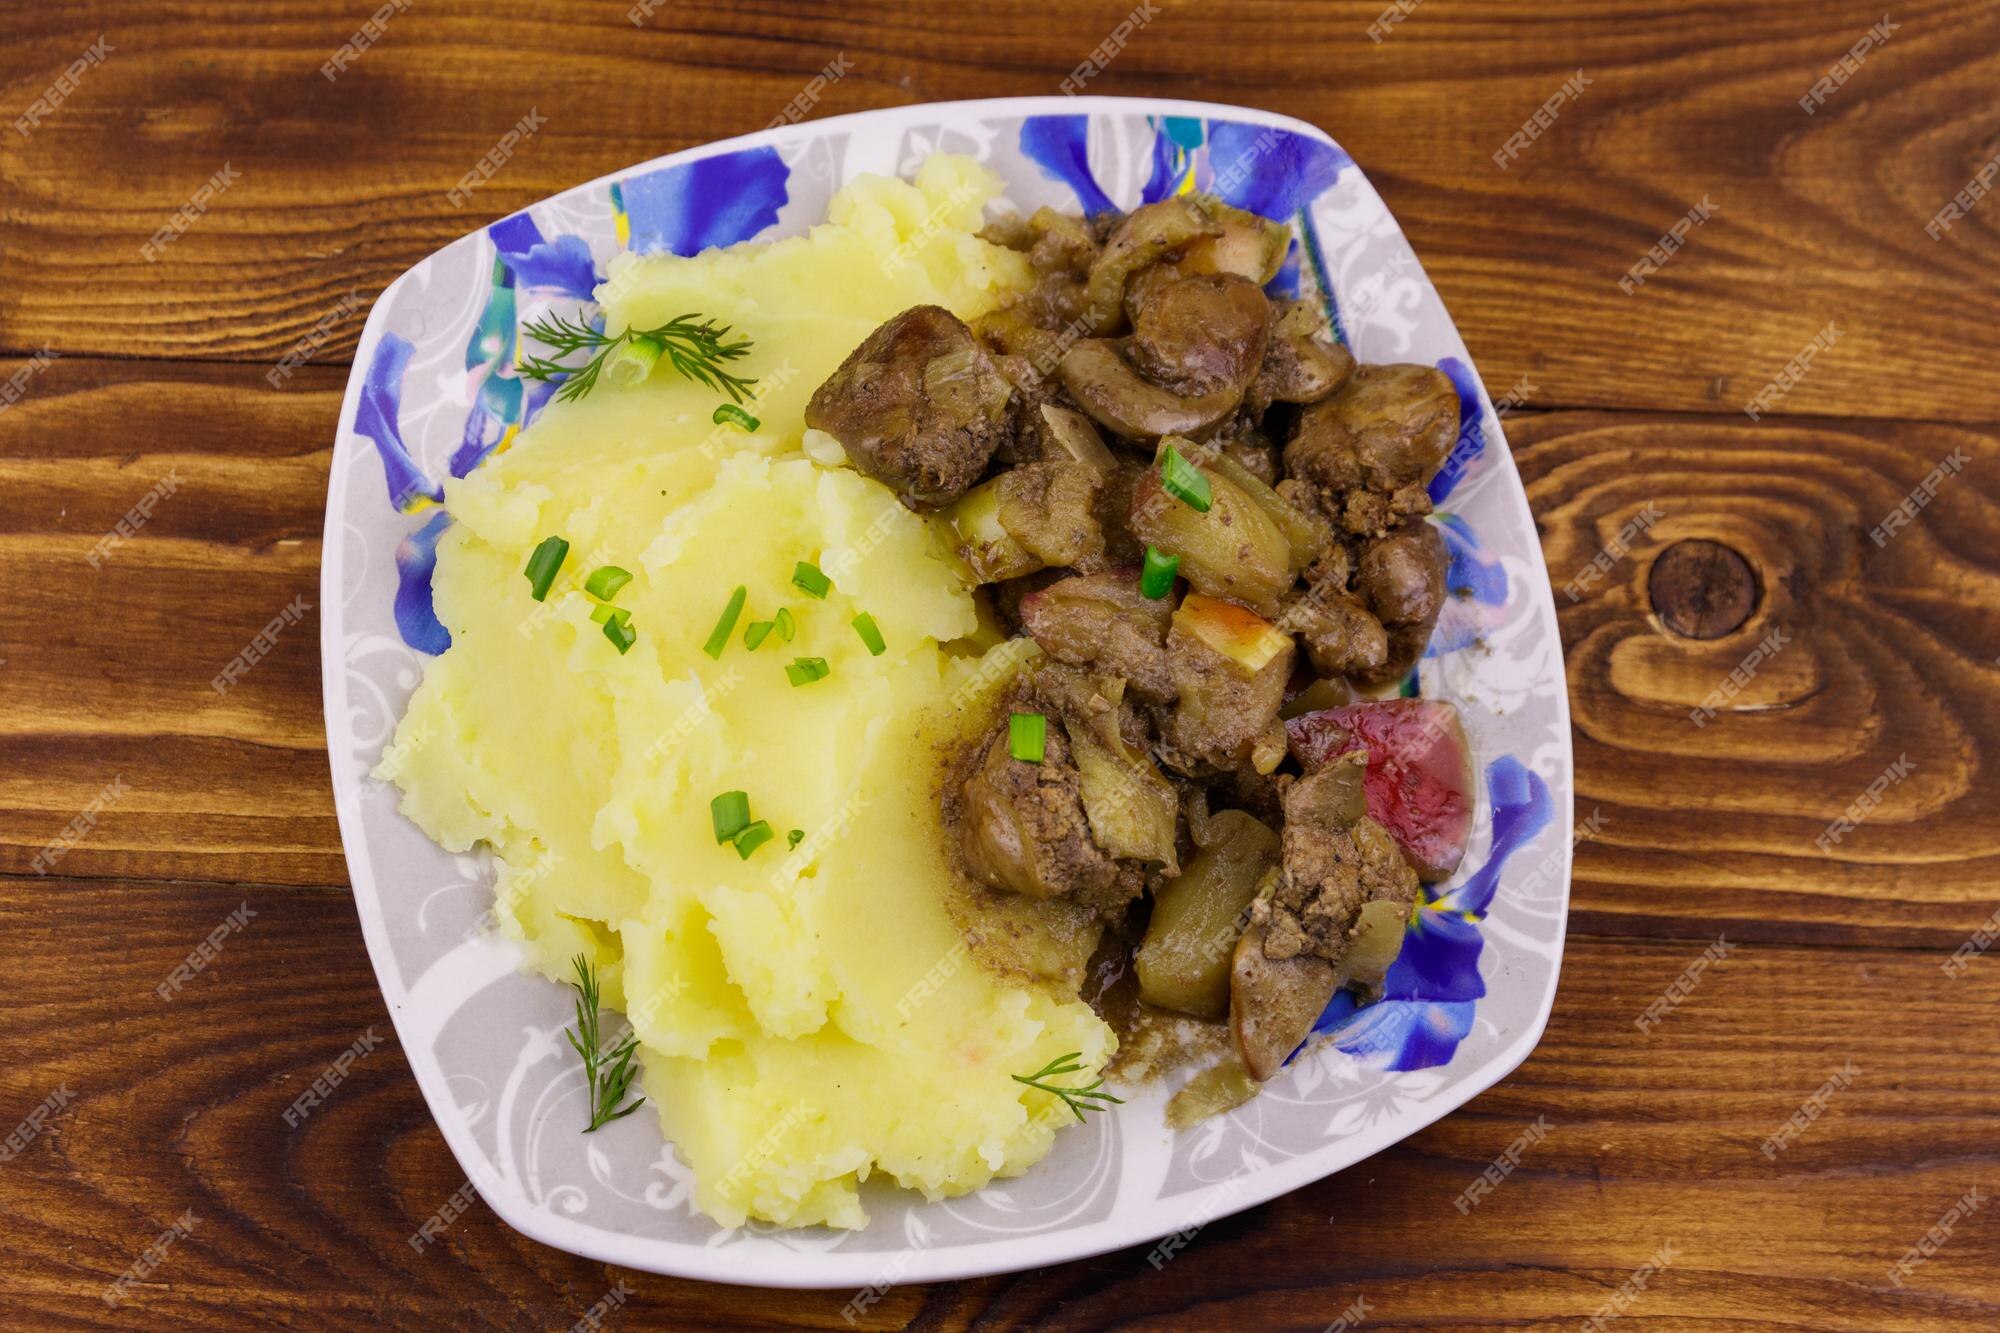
<box><xmin>1512</xmin><ymin>409</ymin><xmax>2000</xmax><ymax>948</ymax></box>
<box><xmin>7</xmin><ymin>357</ymin><xmax>1996</xmax><ymax>951</ymax></box>
<box><xmin>0</xmin><ymin>877</ymin><xmax>1992</xmax><ymax>1328</ymax></box>
<box><xmin>0</xmin><ymin>357</ymin><xmax>341</xmax><ymax>887</ymax></box>
<box><xmin>2</xmin><ymin>1</ymin><xmax>1998</xmax><ymax>421</ymax></box>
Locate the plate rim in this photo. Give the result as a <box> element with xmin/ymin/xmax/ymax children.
<box><xmin>319</xmin><ymin>92</ymin><xmax>1575</xmax><ymax>1289</ymax></box>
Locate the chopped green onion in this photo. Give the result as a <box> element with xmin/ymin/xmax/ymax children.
<box><xmin>785</xmin><ymin>656</ymin><xmax>830</xmax><ymax>686</ymax></box>
<box><xmin>712</xmin><ymin>403</ymin><xmax>760</xmax><ymax>432</ymax></box>
<box><xmin>1009</xmin><ymin>712</ymin><xmax>1047</xmax><ymax>764</ymax></box>
<box><xmin>787</xmin><ymin>828</ymin><xmax>804</xmax><ymax>849</ymax></box>
<box><xmin>1140</xmin><ymin>546</ymin><xmax>1180</xmax><ymax>599</ymax></box>
<box><xmin>703</xmin><ymin>585</ymin><xmax>747</xmax><ymax>659</ymax></box>
<box><xmin>743</xmin><ymin>620</ymin><xmax>774</xmax><ymax>650</ymax></box>
<box><xmin>851</xmin><ymin>612</ymin><xmax>886</xmax><ymax>656</ymax></box>
<box><xmin>601</xmin><ymin>614</ymin><xmax>636</xmax><ymax>654</ymax></box>
<box><xmin>590</xmin><ymin>602</ymin><xmax>629</xmax><ymax>625</ymax></box>
<box><xmin>1159</xmin><ymin>443</ymin><xmax>1213</xmax><ymax>513</ymax></box>
<box><xmin>524</xmin><ymin>536</ymin><xmax>570</xmax><ymax>601</ymax></box>
<box><xmin>732</xmin><ymin>820</ymin><xmax>774</xmax><ymax>859</ymax></box>
<box><xmin>585</xmin><ymin>565</ymin><xmax>633</xmax><ymax>600</ymax></box>
<box><xmin>792</xmin><ymin>561</ymin><xmax>832</xmax><ymax>599</ymax></box>
<box><xmin>774</xmin><ymin>607</ymin><xmax>796</xmax><ymax>642</ymax></box>
<box><xmin>711</xmin><ymin>791</ymin><xmax>751</xmax><ymax>844</ymax></box>
<box><xmin>602</xmin><ymin>333</ymin><xmax>666</xmax><ymax>386</ymax></box>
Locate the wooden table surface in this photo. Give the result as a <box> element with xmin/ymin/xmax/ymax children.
<box><xmin>4</xmin><ymin>1</ymin><xmax>1997</xmax><ymax>1328</ymax></box>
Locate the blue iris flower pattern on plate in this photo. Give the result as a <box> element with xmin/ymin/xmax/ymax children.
<box><xmin>619</xmin><ymin>146</ymin><xmax>789</xmax><ymax>257</ymax></box>
<box><xmin>354</xmin><ymin>333</ymin><xmax>443</xmax><ymax>515</ymax></box>
<box><xmin>362</xmin><ymin>145</ymin><xmax>791</xmax><ymax>655</ymax></box>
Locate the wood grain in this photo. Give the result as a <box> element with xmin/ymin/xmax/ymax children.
<box><xmin>2</xmin><ymin>878</ymin><xmax>1994</xmax><ymax>1330</ymax></box>
<box><xmin>1513</xmin><ymin>409</ymin><xmax>2000</xmax><ymax>948</ymax></box>
<box><xmin>3</xmin><ymin>1</ymin><xmax>1999</xmax><ymax>421</ymax></box>
<box><xmin>0</xmin><ymin>357</ymin><xmax>340</xmax><ymax>887</ymax></box>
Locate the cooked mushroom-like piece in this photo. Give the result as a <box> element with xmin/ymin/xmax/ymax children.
<box><xmin>1350</xmin><ymin>521</ymin><xmax>1447</xmax><ymax>686</ymax></box>
<box><xmin>1217</xmin><ymin>431</ymin><xmax>1280</xmax><ymax>486</ymax></box>
<box><xmin>1279</xmin><ymin>585</ymin><xmax>1391</xmax><ymax>681</ymax></box>
<box><xmin>1125</xmin><ymin>274</ymin><xmax>1272</xmax><ymax>398</ymax></box>
<box><xmin>979</xmin><ymin>212</ymin><xmax>1036</xmax><ymax>250</ymax></box>
<box><xmin>1159</xmin><ymin>594</ymin><xmax>1294</xmax><ymax>774</ymax></box>
<box><xmin>1024</xmin><ymin>206</ymin><xmax>1100</xmax><ymax>280</ymax></box>
<box><xmin>999</xmin><ymin>461</ymin><xmax>1107</xmax><ymax>569</ymax></box>
<box><xmin>1080</xmin><ymin>197</ymin><xmax>1223</xmax><ymax>332</ymax></box>
<box><xmin>1370</xmin><ymin>623</ymin><xmax>1436</xmax><ymax>689</ymax></box>
<box><xmin>1176</xmin><ymin>202</ymin><xmax>1291</xmax><ymax>286</ymax></box>
<box><xmin>1255</xmin><ymin>299</ymin><xmax>1356</xmax><ymax>407</ymax></box>
<box><xmin>1119</xmin><ymin>203</ymin><xmax>1290</xmax><ymax>325</ymax></box>
<box><xmin>1018</xmin><ymin>570</ymin><xmax>1177</xmax><ymax>703</ymax></box>
<box><xmin>1230</xmin><ymin>920</ymin><xmax>1339</xmax><ymax>1082</ymax></box>
<box><xmin>949</xmin><ymin>461</ymin><xmax>1106</xmax><ymax>583</ymax></box>
<box><xmin>957</xmin><ymin>715</ymin><xmax>1125</xmax><ymax>903</ymax></box>
<box><xmin>1058</xmin><ymin>338</ymin><xmax>1242</xmax><ymax>442</ymax></box>
<box><xmin>1066</xmin><ymin>714</ymin><xmax>1181</xmax><ymax>871</ymax></box>
<box><xmin>1282</xmin><ymin>362</ymin><xmax>1459</xmax><ymax>495</ymax></box>
<box><xmin>805</xmin><ymin>305</ymin><xmax>1014</xmax><ymax>508</ymax></box>
<box><xmin>975</xmin><ymin>304</ymin><xmax>1068</xmax><ymax>373</ymax></box>
<box><xmin>1356</xmin><ymin>523</ymin><xmax>1447</xmax><ymax>629</ymax></box>
<box><xmin>1035</xmin><ymin>402</ymin><xmax>1117</xmax><ymax>471</ymax></box>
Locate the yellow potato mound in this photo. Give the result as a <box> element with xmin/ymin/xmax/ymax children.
<box><xmin>382</xmin><ymin>156</ymin><xmax>1115</xmax><ymax>1229</ymax></box>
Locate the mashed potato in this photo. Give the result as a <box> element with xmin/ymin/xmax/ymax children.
<box><xmin>382</xmin><ymin>156</ymin><xmax>1116</xmax><ymax>1229</ymax></box>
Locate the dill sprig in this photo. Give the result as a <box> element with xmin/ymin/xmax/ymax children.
<box><xmin>519</xmin><ymin>311</ymin><xmax>757</xmax><ymax>405</ymax></box>
<box><xmin>1012</xmin><ymin>1051</ymin><xmax>1124</xmax><ymax>1123</ymax></box>
<box><xmin>566</xmin><ymin>954</ymin><xmax>646</xmax><ymax>1133</ymax></box>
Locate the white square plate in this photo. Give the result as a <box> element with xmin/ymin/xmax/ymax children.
<box><xmin>320</xmin><ymin>95</ymin><xmax>1574</xmax><ymax>1287</ymax></box>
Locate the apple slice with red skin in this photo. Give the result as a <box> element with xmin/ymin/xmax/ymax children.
<box><xmin>1285</xmin><ymin>698</ymin><xmax>1473</xmax><ymax>882</ymax></box>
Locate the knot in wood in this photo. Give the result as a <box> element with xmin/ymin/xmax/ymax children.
<box><xmin>1648</xmin><ymin>539</ymin><xmax>1759</xmax><ymax>639</ymax></box>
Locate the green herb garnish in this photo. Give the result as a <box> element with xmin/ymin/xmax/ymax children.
<box><xmin>519</xmin><ymin>312</ymin><xmax>756</xmax><ymax>405</ymax></box>
<box><xmin>773</xmin><ymin>607</ymin><xmax>796</xmax><ymax>642</ymax></box>
<box><xmin>712</xmin><ymin>403</ymin><xmax>760</xmax><ymax>432</ymax></box>
<box><xmin>601</xmin><ymin>613</ymin><xmax>636</xmax><ymax>654</ymax></box>
<box><xmin>585</xmin><ymin>565</ymin><xmax>633</xmax><ymax>600</ymax></box>
<box><xmin>743</xmin><ymin>620</ymin><xmax>775</xmax><ymax>650</ymax></box>
<box><xmin>1140</xmin><ymin>546</ymin><xmax>1180</xmax><ymax>600</ymax></box>
<box><xmin>566</xmin><ymin>955</ymin><xmax>646</xmax><ymax>1132</ymax></box>
<box><xmin>792</xmin><ymin>561</ymin><xmax>832</xmax><ymax>599</ymax></box>
<box><xmin>851</xmin><ymin>612</ymin><xmax>886</xmax><ymax>656</ymax></box>
<box><xmin>1011</xmin><ymin>1051</ymin><xmax>1123</xmax><ymax>1123</ymax></box>
<box><xmin>787</xmin><ymin>828</ymin><xmax>805</xmax><ymax>849</ymax></box>
<box><xmin>732</xmin><ymin>820</ymin><xmax>774</xmax><ymax>859</ymax></box>
<box><xmin>703</xmin><ymin>585</ymin><xmax>747</xmax><ymax>659</ymax></box>
<box><xmin>785</xmin><ymin>656</ymin><xmax>830</xmax><ymax>686</ymax></box>
<box><xmin>524</xmin><ymin>536</ymin><xmax>570</xmax><ymax>601</ymax></box>
<box><xmin>711</xmin><ymin>790</ymin><xmax>751</xmax><ymax>844</ymax></box>
<box><xmin>1159</xmin><ymin>443</ymin><xmax>1213</xmax><ymax>513</ymax></box>
<box><xmin>1009</xmin><ymin>712</ymin><xmax>1046</xmax><ymax>764</ymax></box>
